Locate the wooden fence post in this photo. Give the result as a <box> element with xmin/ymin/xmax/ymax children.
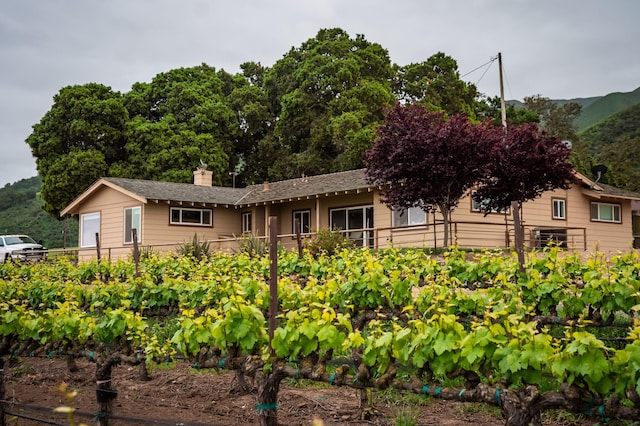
<box><xmin>132</xmin><ymin>229</ymin><xmax>140</xmax><ymax>277</ymax></box>
<box><xmin>0</xmin><ymin>357</ymin><xmax>5</xmax><ymax>426</ymax></box>
<box><xmin>294</xmin><ymin>218</ymin><xmax>302</xmax><ymax>257</ymax></box>
<box><xmin>95</xmin><ymin>232</ymin><xmax>101</xmax><ymax>261</ymax></box>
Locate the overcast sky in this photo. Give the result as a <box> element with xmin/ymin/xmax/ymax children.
<box><xmin>1</xmin><ymin>0</ymin><xmax>639</xmax><ymax>187</ymax></box>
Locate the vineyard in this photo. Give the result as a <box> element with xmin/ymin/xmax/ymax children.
<box><xmin>1</xmin><ymin>246</ymin><xmax>640</xmax><ymax>425</ymax></box>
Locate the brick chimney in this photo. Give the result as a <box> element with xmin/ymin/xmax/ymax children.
<box><xmin>193</xmin><ymin>168</ymin><xmax>213</xmax><ymax>186</ymax></box>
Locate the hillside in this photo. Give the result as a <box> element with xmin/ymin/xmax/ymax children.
<box><xmin>577</xmin><ymin>103</ymin><xmax>640</xmax><ymax>192</ymax></box>
<box><xmin>507</xmin><ymin>86</ymin><xmax>640</xmax><ymax>131</ymax></box>
<box><xmin>0</xmin><ymin>176</ymin><xmax>77</xmax><ymax>248</ymax></box>
<box><xmin>575</xmin><ymin>86</ymin><xmax>640</xmax><ymax>131</ymax></box>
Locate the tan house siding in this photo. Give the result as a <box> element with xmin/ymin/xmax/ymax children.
<box><xmin>585</xmin><ymin>200</ymin><xmax>634</xmax><ymax>252</ymax></box>
<box><xmin>75</xmin><ymin>187</ymin><xmax>143</xmax><ymax>261</ymax></box>
<box><xmin>63</xmin><ymin>169</ymin><xmax>640</xmax><ymax>260</ymax></box>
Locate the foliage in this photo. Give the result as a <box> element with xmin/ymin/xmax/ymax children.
<box><xmin>1</xmin><ymin>248</ymin><xmax>640</xmax><ymax>421</ymax></box>
<box><xmin>235</xmin><ymin>233</ymin><xmax>269</xmax><ymax>258</ymax></box>
<box><xmin>305</xmin><ymin>228</ymin><xmax>354</xmax><ymax>257</ymax></box>
<box><xmin>365</xmin><ymin>104</ymin><xmax>496</xmax><ymax>246</ymax></box>
<box><xmin>393</xmin><ymin>52</ymin><xmax>478</xmax><ymax>118</ymax></box>
<box><xmin>473</xmin><ymin>123</ymin><xmax>577</xmax><ymax>212</ymax></box>
<box><xmin>578</xmin><ymin>103</ymin><xmax>640</xmax><ymax>192</ymax></box>
<box><xmin>0</xmin><ymin>176</ymin><xmax>78</xmax><ymax>248</ymax></box>
<box><xmin>22</xmin><ymin>26</ymin><xmax>637</xmax><ymax>227</ymax></box>
<box><xmin>175</xmin><ymin>234</ymin><xmax>211</xmax><ymax>261</ymax></box>
<box><xmin>523</xmin><ymin>95</ymin><xmax>582</xmax><ymax>143</ymax></box>
<box><xmin>253</xmin><ymin>28</ymin><xmax>396</xmax><ymax>182</ymax></box>
<box><xmin>26</xmin><ymin>83</ymin><xmax>128</xmax><ymax>217</ymax></box>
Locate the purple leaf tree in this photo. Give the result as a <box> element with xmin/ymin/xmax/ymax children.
<box><xmin>365</xmin><ymin>103</ymin><xmax>496</xmax><ymax>247</ymax></box>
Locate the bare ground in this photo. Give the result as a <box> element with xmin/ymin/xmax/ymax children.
<box><xmin>2</xmin><ymin>357</ymin><xmax>595</xmax><ymax>426</ymax></box>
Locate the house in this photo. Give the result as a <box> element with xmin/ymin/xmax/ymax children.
<box><xmin>60</xmin><ymin>167</ymin><xmax>640</xmax><ymax>260</ymax></box>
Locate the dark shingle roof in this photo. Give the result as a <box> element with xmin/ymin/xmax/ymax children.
<box><xmin>238</xmin><ymin>169</ymin><xmax>371</xmax><ymax>205</ymax></box>
<box><xmin>103</xmin><ymin>177</ymin><xmax>250</xmax><ymax>205</ymax></box>
<box><xmin>596</xmin><ymin>183</ymin><xmax>640</xmax><ymax>200</ymax></box>
<box><xmin>101</xmin><ymin>169</ymin><xmax>374</xmax><ymax>207</ymax></box>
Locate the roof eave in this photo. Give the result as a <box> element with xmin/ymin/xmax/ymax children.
<box><xmin>60</xmin><ymin>178</ymin><xmax>148</xmax><ymax>216</ymax></box>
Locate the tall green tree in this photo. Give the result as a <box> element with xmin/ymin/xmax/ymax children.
<box><xmin>26</xmin><ymin>83</ymin><xmax>128</xmax><ymax>217</ymax></box>
<box><xmin>523</xmin><ymin>95</ymin><xmax>582</xmax><ymax>142</ymax></box>
<box><xmin>119</xmin><ymin>64</ymin><xmax>242</xmax><ymax>185</ymax></box>
<box><xmin>393</xmin><ymin>52</ymin><xmax>479</xmax><ymax>118</ymax></box>
<box><xmin>258</xmin><ymin>28</ymin><xmax>396</xmax><ymax>181</ymax></box>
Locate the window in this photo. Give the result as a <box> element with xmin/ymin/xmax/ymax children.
<box><xmin>471</xmin><ymin>190</ymin><xmax>508</xmax><ymax>214</ymax></box>
<box><xmin>292</xmin><ymin>210</ymin><xmax>311</xmax><ymax>234</ymax></box>
<box><xmin>124</xmin><ymin>206</ymin><xmax>142</xmax><ymax>244</ymax></box>
<box><xmin>392</xmin><ymin>206</ymin><xmax>427</xmax><ymax>227</ymax></box>
<box><xmin>81</xmin><ymin>212</ymin><xmax>100</xmax><ymax>248</ymax></box>
<box><xmin>591</xmin><ymin>202</ymin><xmax>621</xmax><ymax>223</ymax></box>
<box><xmin>170</xmin><ymin>207</ymin><xmax>212</xmax><ymax>226</ymax></box>
<box><xmin>552</xmin><ymin>199</ymin><xmax>566</xmax><ymax>220</ymax></box>
<box><xmin>329</xmin><ymin>205</ymin><xmax>374</xmax><ymax>247</ymax></box>
<box><xmin>535</xmin><ymin>228</ymin><xmax>568</xmax><ymax>248</ymax></box>
<box><xmin>242</xmin><ymin>212</ymin><xmax>252</xmax><ymax>233</ymax></box>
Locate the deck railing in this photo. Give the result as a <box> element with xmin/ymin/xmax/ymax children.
<box><xmin>33</xmin><ymin>221</ymin><xmax>590</xmax><ymax>263</ymax></box>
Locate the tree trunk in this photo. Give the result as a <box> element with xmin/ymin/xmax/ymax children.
<box><xmin>440</xmin><ymin>206</ymin><xmax>450</xmax><ymax>248</ymax></box>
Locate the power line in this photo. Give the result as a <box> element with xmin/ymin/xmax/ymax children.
<box><xmin>460</xmin><ymin>56</ymin><xmax>497</xmax><ymax>79</ymax></box>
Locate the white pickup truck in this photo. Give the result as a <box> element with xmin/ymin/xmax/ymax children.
<box><xmin>0</xmin><ymin>234</ymin><xmax>47</xmax><ymax>262</ymax></box>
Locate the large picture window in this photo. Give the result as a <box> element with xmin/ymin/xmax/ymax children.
<box><xmin>329</xmin><ymin>205</ymin><xmax>374</xmax><ymax>247</ymax></box>
<box><xmin>170</xmin><ymin>207</ymin><xmax>212</xmax><ymax>226</ymax></box>
<box><xmin>124</xmin><ymin>206</ymin><xmax>142</xmax><ymax>244</ymax></box>
<box><xmin>591</xmin><ymin>202</ymin><xmax>621</xmax><ymax>223</ymax></box>
<box><xmin>392</xmin><ymin>206</ymin><xmax>426</xmax><ymax>227</ymax></box>
<box><xmin>293</xmin><ymin>210</ymin><xmax>311</xmax><ymax>234</ymax></box>
<box><xmin>80</xmin><ymin>212</ymin><xmax>100</xmax><ymax>248</ymax></box>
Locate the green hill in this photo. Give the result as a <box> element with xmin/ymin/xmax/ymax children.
<box><xmin>0</xmin><ymin>176</ymin><xmax>77</xmax><ymax>249</ymax></box>
<box><xmin>575</xmin><ymin>86</ymin><xmax>640</xmax><ymax>131</ymax></box>
<box><xmin>577</xmin><ymin>103</ymin><xmax>640</xmax><ymax>192</ymax></box>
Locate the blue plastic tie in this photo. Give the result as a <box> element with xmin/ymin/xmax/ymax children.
<box><xmin>257</xmin><ymin>403</ymin><xmax>277</xmax><ymax>412</ymax></box>
<box><xmin>329</xmin><ymin>372</ymin><xmax>335</xmax><ymax>385</ymax></box>
<box><xmin>585</xmin><ymin>396</ymin><xmax>595</xmax><ymax>415</ymax></box>
<box><xmin>495</xmin><ymin>386</ymin><xmax>502</xmax><ymax>405</ymax></box>
<box><xmin>458</xmin><ymin>389</ymin><xmax>465</xmax><ymax>400</ymax></box>
<box><xmin>422</xmin><ymin>385</ymin><xmax>429</xmax><ymax>395</ymax></box>
<box><xmin>434</xmin><ymin>387</ymin><xmax>443</xmax><ymax>398</ymax></box>
<box><xmin>218</xmin><ymin>358</ymin><xmax>226</xmax><ymax>368</ymax></box>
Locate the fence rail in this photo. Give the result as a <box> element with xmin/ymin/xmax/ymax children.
<box><xmin>22</xmin><ymin>221</ymin><xmax>589</xmax><ymax>263</ymax></box>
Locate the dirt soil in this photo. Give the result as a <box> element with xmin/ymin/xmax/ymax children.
<box><xmin>3</xmin><ymin>357</ymin><xmax>594</xmax><ymax>426</ymax></box>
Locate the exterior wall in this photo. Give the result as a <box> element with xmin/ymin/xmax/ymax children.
<box><xmin>141</xmin><ymin>202</ymin><xmax>242</xmax><ymax>254</ymax></box>
<box><xmin>74</xmin><ymin>186</ymin><xmax>142</xmax><ymax>261</ymax></box>
<box><xmin>73</xmin><ymin>181</ymin><xmax>638</xmax><ymax>261</ymax></box>
<box><xmin>75</xmin><ymin>187</ymin><xmax>246</xmax><ymax>260</ymax></box>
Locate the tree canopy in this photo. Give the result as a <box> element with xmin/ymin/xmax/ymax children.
<box><xmin>28</xmin><ymin>28</ymin><xmax>583</xmax><ymax>220</ymax></box>
<box><xmin>365</xmin><ymin>103</ymin><xmax>496</xmax><ymax>246</ymax></box>
<box><xmin>473</xmin><ymin>123</ymin><xmax>576</xmax><ymax>213</ymax></box>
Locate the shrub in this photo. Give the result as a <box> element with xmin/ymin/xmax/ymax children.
<box><xmin>176</xmin><ymin>234</ymin><xmax>211</xmax><ymax>261</ymax></box>
<box><xmin>305</xmin><ymin>228</ymin><xmax>354</xmax><ymax>257</ymax></box>
<box><xmin>235</xmin><ymin>233</ymin><xmax>269</xmax><ymax>258</ymax></box>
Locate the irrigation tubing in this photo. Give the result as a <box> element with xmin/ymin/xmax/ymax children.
<box><xmin>1</xmin><ymin>400</ymin><xmax>226</xmax><ymax>426</ymax></box>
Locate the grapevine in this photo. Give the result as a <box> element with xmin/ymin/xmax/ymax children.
<box><xmin>0</xmin><ymin>247</ymin><xmax>639</xmax><ymax>425</ymax></box>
